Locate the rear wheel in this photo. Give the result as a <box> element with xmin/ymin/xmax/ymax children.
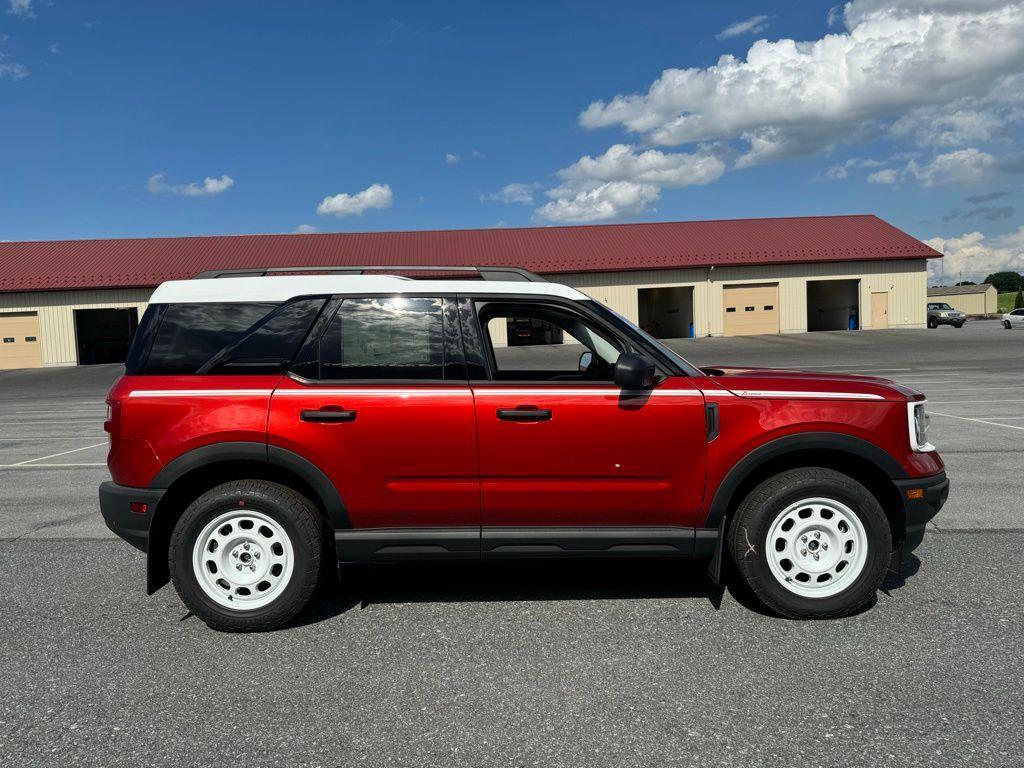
<box><xmin>727</xmin><ymin>468</ymin><xmax>891</xmax><ymax>619</ymax></box>
<box><xmin>169</xmin><ymin>480</ymin><xmax>325</xmax><ymax>632</ymax></box>
<box><xmin>1006</xmin><ymin>320</ymin><xmax>1013</xmax><ymax>329</ymax></box>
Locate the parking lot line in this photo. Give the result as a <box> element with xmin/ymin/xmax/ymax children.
<box><xmin>0</xmin><ymin>436</ymin><xmax>106</xmax><ymax>440</ymax></box>
<box><xmin>929</xmin><ymin>398</ymin><xmax>1024</xmax><ymax>405</ymax></box>
<box><xmin>0</xmin><ymin>462</ymin><xmax>106</xmax><ymax>468</ymax></box>
<box><xmin>11</xmin><ymin>442</ymin><xmax>107</xmax><ymax>466</ymax></box>
<box><xmin>0</xmin><ymin>419</ymin><xmax>103</xmax><ymax>426</ymax></box>
<box><xmin>930</xmin><ymin>411</ymin><xmax>1024</xmax><ymax>432</ymax></box>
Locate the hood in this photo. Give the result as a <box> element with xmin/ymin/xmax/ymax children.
<box><xmin>700</xmin><ymin>366</ymin><xmax>919</xmax><ymax>402</ymax></box>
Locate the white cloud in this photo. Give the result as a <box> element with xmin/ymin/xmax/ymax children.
<box><xmin>925</xmin><ymin>226</ymin><xmax>1024</xmax><ymax>283</ymax></box>
<box><xmin>890</xmin><ymin>107</ymin><xmax>1007</xmax><ymax>147</ymax></box>
<box><xmin>0</xmin><ymin>59</ymin><xmax>28</xmax><ymax>79</ymax></box>
<box><xmin>488</xmin><ymin>182</ymin><xmax>539</xmax><ymax>205</ymax></box>
<box><xmin>867</xmin><ymin>168</ymin><xmax>900</xmax><ymax>184</ymax></box>
<box><xmin>821</xmin><ymin>157</ymin><xmax>885</xmax><ymax>179</ymax></box>
<box><xmin>48</xmin><ymin>43</ymin><xmax>59</xmax><ymax>55</ymax></box>
<box><xmin>578</xmin><ymin>1</ymin><xmax>1024</xmax><ymax>166</ymax></box>
<box><xmin>147</xmin><ymin>173</ymin><xmax>234</xmax><ymax>197</ymax></box>
<box><xmin>716</xmin><ymin>15</ymin><xmax>770</xmax><ymax>40</ymax></box>
<box><xmin>317</xmin><ymin>183</ymin><xmax>393</xmax><ymax>217</ymax></box>
<box><xmin>555</xmin><ymin>143</ymin><xmax>726</xmax><ymax>188</ymax></box>
<box><xmin>536</xmin><ymin>181</ymin><xmax>660</xmax><ymax>224</ymax></box>
<box><xmin>7</xmin><ymin>0</ymin><xmax>34</xmax><ymax>17</ymax></box>
<box><xmin>534</xmin><ymin>144</ymin><xmax>725</xmax><ymax>222</ymax></box>
<box><xmin>293</xmin><ymin>224</ymin><xmax>318</xmax><ymax>234</ymax></box>
<box><xmin>445</xmin><ymin>152</ymin><xmax>460</xmax><ymax>164</ymax></box>
<box><xmin>906</xmin><ymin>147</ymin><xmax>996</xmax><ymax>186</ymax></box>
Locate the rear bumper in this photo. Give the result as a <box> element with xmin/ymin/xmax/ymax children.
<box><xmin>98</xmin><ymin>481</ymin><xmax>164</xmax><ymax>553</ymax></box>
<box><xmin>894</xmin><ymin>472</ymin><xmax>949</xmax><ymax>551</ymax></box>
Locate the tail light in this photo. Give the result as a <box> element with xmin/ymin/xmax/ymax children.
<box><xmin>104</xmin><ymin>399</ymin><xmax>121</xmax><ymax>454</ymax></box>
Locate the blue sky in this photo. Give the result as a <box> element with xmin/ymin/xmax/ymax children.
<box><xmin>1</xmin><ymin>0</ymin><xmax>1023</xmax><ymax>281</ymax></box>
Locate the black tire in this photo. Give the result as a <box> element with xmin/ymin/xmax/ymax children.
<box><xmin>727</xmin><ymin>468</ymin><xmax>892</xmax><ymax>620</ymax></box>
<box><xmin>169</xmin><ymin>480</ymin><xmax>326</xmax><ymax>632</ymax></box>
<box><xmin>927</xmin><ymin>317</ymin><xmax>937</xmax><ymax>328</ymax></box>
<box><xmin>1006</xmin><ymin>320</ymin><xmax>1013</xmax><ymax>329</ymax></box>
<box><xmin>953</xmin><ymin>322</ymin><xmax>964</xmax><ymax>328</ymax></box>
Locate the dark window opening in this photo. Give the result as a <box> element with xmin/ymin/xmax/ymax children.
<box><xmin>2</xmin><ymin>338</ymin><xmax>13</xmax><ymax>343</ymax></box>
<box><xmin>74</xmin><ymin>308</ymin><xmax>139</xmax><ymax>366</ymax></box>
<box><xmin>25</xmin><ymin>336</ymin><xmax>37</xmax><ymax>342</ymax></box>
<box><xmin>764</xmin><ymin>305</ymin><xmax>774</xmax><ymax>311</ymax></box>
<box><xmin>745</xmin><ymin>306</ymin><xmax>755</xmax><ymax>312</ymax></box>
<box><xmin>726</xmin><ymin>307</ymin><xmax>736</xmax><ymax>313</ymax></box>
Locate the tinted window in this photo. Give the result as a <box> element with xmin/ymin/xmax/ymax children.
<box><xmin>203</xmin><ymin>298</ymin><xmax>326</xmax><ymax>374</ymax></box>
<box><xmin>318</xmin><ymin>297</ymin><xmax>444</xmax><ymax>379</ymax></box>
<box><xmin>145</xmin><ymin>303</ymin><xmax>278</xmax><ymax>375</ymax></box>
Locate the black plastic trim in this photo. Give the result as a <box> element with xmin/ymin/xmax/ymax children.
<box><xmin>98</xmin><ymin>481</ymin><xmax>164</xmax><ymax>553</ymax></box>
<box><xmin>894</xmin><ymin>471</ymin><xmax>948</xmax><ymax>551</ymax></box>
<box><xmin>481</xmin><ymin>526</ymin><xmax>697</xmax><ymax>558</ymax></box>
<box><xmin>705</xmin><ymin>431</ymin><xmax>909</xmax><ymax>528</ymax></box>
<box><xmin>150</xmin><ymin>441</ymin><xmax>268</xmax><ymax>488</ymax></box>
<box><xmin>705</xmin><ymin>402</ymin><xmax>720</xmax><ymax>442</ymax></box>
<box><xmin>335</xmin><ymin>528</ymin><xmax>480</xmax><ymax>561</ymax></box>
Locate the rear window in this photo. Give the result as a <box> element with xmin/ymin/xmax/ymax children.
<box><xmin>136</xmin><ymin>300</ymin><xmax>324</xmax><ymax>375</ymax></box>
<box><xmin>318</xmin><ymin>297</ymin><xmax>444</xmax><ymax>379</ymax></box>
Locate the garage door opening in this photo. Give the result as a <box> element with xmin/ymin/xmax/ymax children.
<box><xmin>638</xmin><ymin>286</ymin><xmax>694</xmax><ymax>339</ymax></box>
<box><xmin>722</xmin><ymin>283</ymin><xmax>779</xmax><ymax>337</ymax></box>
<box><xmin>0</xmin><ymin>312</ymin><xmax>42</xmax><ymax>370</ymax></box>
<box><xmin>74</xmin><ymin>308</ymin><xmax>139</xmax><ymax>365</ymax></box>
<box><xmin>807</xmin><ymin>279</ymin><xmax>859</xmax><ymax>331</ymax></box>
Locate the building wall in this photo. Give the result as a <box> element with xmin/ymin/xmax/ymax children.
<box><xmin>560</xmin><ymin>259</ymin><xmax>927</xmax><ymax>336</ymax></box>
<box><xmin>0</xmin><ymin>288</ymin><xmax>153</xmax><ymax>366</ymax></box>
<box><xmin>0</xmin><ymin>257</ymin><xmax>929</xmax><ymax>368</ymax></box>
<box><xmin>928</xmin><ymin>287</ymin><xmax>997</xmax><ymax>316</ymax></box>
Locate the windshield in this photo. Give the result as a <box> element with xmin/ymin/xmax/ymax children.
<box><xmin>584</xmin><ymin>300</ymin><xmax>704</xmax><ymax>377</ymax></box>
<box><xmin>928</xmin><ymin>303</ymin><xmax>952</xmax><ymax>310</ymax></box>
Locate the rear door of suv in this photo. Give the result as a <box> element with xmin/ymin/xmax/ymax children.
<box><xmin>268</xmin><ymin>294</ymin><xmax>480</xmax><ymax>557</ymax></box>
<box><xmin>459</xmin><ymin>294</ymin><xmax>707</xmax><ymax>552</ymax></box>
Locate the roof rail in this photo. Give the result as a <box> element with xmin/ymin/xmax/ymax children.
<box><xmin>192</xmin><ymin>265</ymin><xmax>547</xmax><ymax>282</ymax></box>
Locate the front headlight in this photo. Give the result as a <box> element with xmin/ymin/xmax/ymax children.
<box><xmin>908</xmin><ymin>401</ymin><xmax>933</xmax><ymax>452</ymax></box>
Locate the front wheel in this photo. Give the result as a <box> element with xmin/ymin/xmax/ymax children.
<box><xmin>1006</xmin><ymin>320</ymin><xmax>1013</xmax><ymax>329</ymax></box>
<box><xmin>727</xmin><ymin>468</ymin><xmax>892</xmax><ymax>619</ymax></box>
<box><xmin>927</xmin><ymin>317</ymin><xmax>937</xmax><ymax>328</ymax></box>
<box><xmin>169</xmin><ymin>480</ymin><xmax>326</xmax><ymax>632</ymax></box>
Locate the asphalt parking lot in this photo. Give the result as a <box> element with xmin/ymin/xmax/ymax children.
<box><xmin>1</xmin><ymin>320</ymin><xmax>1022</xmax><ymax>767</ymax></box>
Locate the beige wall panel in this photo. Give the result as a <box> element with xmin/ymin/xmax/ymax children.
<box><xmin>561</xmin><ymin>259</ymin><xmax>927</xmax><ymax>336</ymax></box>
<box><xmin>929</xmin><ymin>288</ymin><xmax>997</xmax><ymax>316</ymax></box>
<box><xmin>0</xmin><ymin>288</ymin><xmax>153</xmax><ymax>366</ymax></box>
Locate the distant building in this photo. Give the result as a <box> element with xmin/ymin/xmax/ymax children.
<box><xmin>927</xmin><ymin>284</ymin><xmax>998</xmax><ymax>316</ymax></box>
<box><xmin>0</xmin><ymin>214</ymin><xmax>942</xmax><ymax>369</ymax></box>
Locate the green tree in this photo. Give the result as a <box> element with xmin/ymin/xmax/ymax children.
<box><xmin>955</xmin><ymin>280</ymin><xmax>976</xmax><ymax>286</ymax></box>
<box><xmin>1015</xmin><ymin>289</ymin><xmax>1024</xmax><ymax>310</ymax></box>
<box><xmin>983</xmin><ymin>271</ymin><xmax>1024</xmax><ymax>292</ymax></box>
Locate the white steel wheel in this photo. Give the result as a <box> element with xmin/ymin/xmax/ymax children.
<box><xmin>765</xmin><ymin>497</ymin><xmax>869</xmax><ymax>599</ymax></box>
<box><xmin>192</xmin><ymin>510</ymin><xmax>295</xmax><ymax>610</ymax></box>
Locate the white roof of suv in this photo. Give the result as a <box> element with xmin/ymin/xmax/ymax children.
<box><xmin>149</xmin><ymin>275</ymin><xmax>590</xmax><ymax>304</ymax></box>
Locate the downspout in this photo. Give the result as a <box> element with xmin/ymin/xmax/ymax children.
<box><xmin>706</xmin><ymin>265</ymin><xmax>715</xmax><ymax>337</ymax></box>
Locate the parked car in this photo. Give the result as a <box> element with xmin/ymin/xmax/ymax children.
<box><xmin>926</xmin><ymin>302</ymin><xmax>966</xmax><ymax>328</ymax></box>
<box><xmin>99</xmin><ymin>266</ymin><xmax>948</xmax><ymax>631</ymax></box>
<box><xmin>1003</xmin><ymin>308</ymin><xmax>1024</xmax><ymax>329</ymax></box>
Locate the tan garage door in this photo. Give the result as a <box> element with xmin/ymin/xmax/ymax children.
<box><xmin>0</xmin><ymin>312</ymin><xmax>43</xmax><ymax>370</ymax></box>
<box><xmin>723</xmin><ymin>284</ymin><xmax>780</xmax><ymax>337</ymax></box>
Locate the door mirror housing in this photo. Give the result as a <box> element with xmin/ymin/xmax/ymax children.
<box><xmin>614</xmin><ymin>353</ymin><xmax>656</xmax><ymax>389</ymax></box>
<box><xmin>578</xmin><ymin>351</ymin><xmax>593</xmax><ymax>373</ymax></box>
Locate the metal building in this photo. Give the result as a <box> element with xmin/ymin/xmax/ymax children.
<box><xmin>0</xmin><ymin>214</ymin><xmax>941</xmax><ymax>369</ymax></box>
<box><xmin>927</xmin><ymin>284</ymin><xmax>998</xmax><ymax>316</ymax></box>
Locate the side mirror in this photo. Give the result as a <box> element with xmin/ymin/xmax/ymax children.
<box><xmin>614</xmin><ymin>352</ymin><xmax>656</xmax><ymax>389</ymax></box>
<box><xmin>578</xmin><ymin>351</ymin><xmax>593</xmax><ymax>373</ymax></box>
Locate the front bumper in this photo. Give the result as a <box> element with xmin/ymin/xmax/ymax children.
<box><xmin>932</xmin><ymin>315</ymin><xmax>965</xmax><ymax>325</ymax></box>
<box><xmin>894</xmin><ymin>472</ymin><xmax>949</xmax><ymax>551</ymax></box>
<box><xmin>98</xmin><ymin>481</ymin><xmax>164</xmax><ymax>553</ymax></box>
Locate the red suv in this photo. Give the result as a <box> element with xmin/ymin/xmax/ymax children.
<box><xmin>99</xmin><ymin>266</ymin><xmax>947</xmax><ymax>631</ymax></box>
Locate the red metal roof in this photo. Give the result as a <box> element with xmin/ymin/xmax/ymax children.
<box><xmin>0</xmin><ymin>215</ymin><xmax>941</xmax><ymax>294</ymax></box>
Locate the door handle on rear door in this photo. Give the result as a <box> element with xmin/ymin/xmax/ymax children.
<box><xmin>497</xmin><ymin>407</ymin><xmax>552</xmax><ymax>422</ymax></box>
<box><xmin>301</xmin><ymin>408</ymin><xmax>357</xmax><ymax>423</ymax></box>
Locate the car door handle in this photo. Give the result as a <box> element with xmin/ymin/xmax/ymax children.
<box><xmin>497</xmin><ymin>407</ymin><xmax>552</xmax><ymax>422</ymax></box>
<box><xmin>300</xmin><ymin>408</ymin><xmax>357</xmax><ymax>423</ymax></box>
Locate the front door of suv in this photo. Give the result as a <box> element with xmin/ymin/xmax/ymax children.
<box><xmin>462</xmin><ymin>297</ymin><xmax>707</xmax><ymax>535</ymax></box>
<box><xmin>268</xmin><ymin>295</ymin><xmax>479</xmax><ymax>543</ymax></box>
